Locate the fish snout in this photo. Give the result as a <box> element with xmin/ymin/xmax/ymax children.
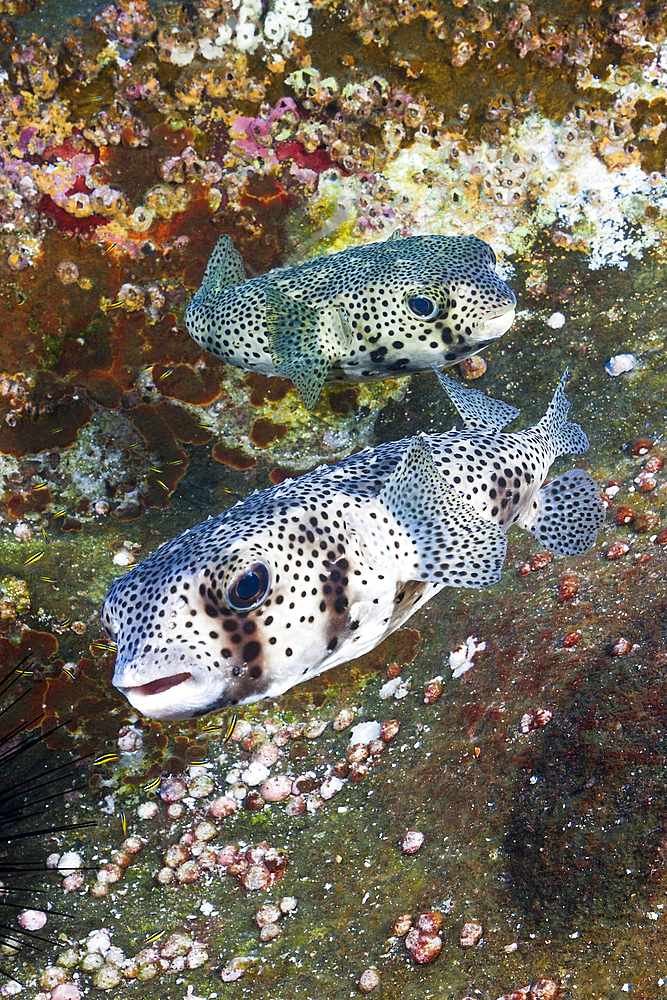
<box><xmin>111</xmin><ymin>652</ymin><xmax>227</xmax><ymax>721</ymax></box>
<box><xmin>471</xmin><ymin>280</ymin><xmax>517</xmax><ymax>344</ymax></box>
<box><xmin>110</xmin><ymin>613</ymin><xmax>273</xmax><ymax>720</ymax></box>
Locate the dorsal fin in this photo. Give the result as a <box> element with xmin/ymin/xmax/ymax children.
<box><xmin>432</xmin><ymin>366</ymin><xmax>519</xmax><ymax>431</ymax></box>
<box><xmin>537</xmin><ymin>369</ymin><xmax>589</xmax><ymax>457</ymax></box>
<box><xmin>348</xmin><ymin>436</ymin><xmax>507</xmax><ymax>588</ymax></box>
<box><xmin>199</xmin><ymin>235</ymin><xmax>247</xmax><ymax>297</ymax></box>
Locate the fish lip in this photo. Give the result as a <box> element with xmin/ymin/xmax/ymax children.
<box><xmin>114</xmin><ymin>665</ymin><xmax>227</xmax><ymax>721</ymax></box>
<box><xmin>119</xmin><ymin>671</ymin><xmax>194</xmax><ymax>699</ymax></box>
<box><xmin>476</xmin><ymin>303</ymin><xmax>516</xmax><ymax>342</ymax></box>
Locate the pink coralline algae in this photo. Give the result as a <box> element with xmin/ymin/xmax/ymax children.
<box><xmin>231</xmin><ymin>98</ymin><xmax>299</xmax><ymax>164</ymax></box>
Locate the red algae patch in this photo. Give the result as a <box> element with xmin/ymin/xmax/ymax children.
<box><xmin>0</xmin><ymin>394</ymin><xmax>92</xmax><ymax>458</ymax></box>
<box><xmin>557</xmin><ymin>573</ymin><xmax>579</xmax><ymax>602</ymax></box>
<box><xmin>250</xmin><ymin>416</ymin><xmax>289</xmax><ymax>448</ymax></box>
<box><xmin>614</xmin><ymin>505</ymin><xmax>636</xmax><ymax>525</ymax></box>
<box><xmin>630</xmin><ymin>438</ymin><xmax>653</xmax><ymax>457</ymax></box>
<box><xmin>460</xmin><ymin>355</ymin><xmax>487</xmax><ymax>379</ymax></box>
<box><xmin>6</xmin><ymin>488</ymin><xmax>52</xmax><ymax>517</ymax></box>
<box><xmin>212</xmin><ymin>442</ymin><xmax>257</xmax><ymax>470</ymax></box>
<box><xmin>459</xmin><ymin>920</ymin><xmax>483</xmax><ymax>947</ymax></box>
<box><xmin>151</xmin><ymin>363</ymin><xmax>224</xmax><ymax>406</ymax></box>
<box><xmin>606</xmin><ymin>540</ymin><xmax>630</xmax><ymax>560</ymax></box>
<box><xmin>634</xmin><ymin>512</ymin><xmax>659</xmax><ymax>533</ymax></box>
<box><xmin>328</xmin><ymin>387</ymin><xmax>359</xmax><ymax>414</ymax></box>
<box><xmin>405</xmin><ymin>911</ymin><xmax>444</xmax><ymax>964</ymax></box>
<box><xmin>245</xmin><ymin>372</ymin><xmax>293</xmax><ymax>406</ymax></box>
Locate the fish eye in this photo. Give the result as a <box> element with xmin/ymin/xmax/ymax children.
<box><xmin>227</xmin><ymin>562</ymin><xmax>271</xmax><ymax>612</ymax></box>
<box><xmin>406</xmin><ymin>294</ymin><xmax>439</xmax><ymax>320</ymax></box>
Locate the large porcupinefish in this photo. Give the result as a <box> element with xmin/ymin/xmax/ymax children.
<box><xmin>103</xmin><ymin>371</ymin><xmax>604</xmax><ymax>721</ymax></box>
<box><xmin>184</xmin><ymin>232</ymin><xmax>516</xmax><ymax>409</ymax></box>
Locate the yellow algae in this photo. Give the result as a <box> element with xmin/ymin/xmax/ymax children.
<box><xmin>0</xmin><ymin>575</ymin><xmax>30</xmax><ymax>624</ymax></box>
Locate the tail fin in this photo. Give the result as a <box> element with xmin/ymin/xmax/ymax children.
<box><xmin>196</xmin><ymin>235</ymin><xmax>246</xmax><ymax>300</ymax></box>
<box><xmin>519</xmin><ymin>468</ymin><xmax>605</xmax><ymax>555</ymax></box>
<box><xmin>539</xmin><ymin>369</ymin><xmax>589</xmax><ymax>457</ymax></box>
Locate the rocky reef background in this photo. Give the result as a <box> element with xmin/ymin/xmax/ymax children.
<box><xmin>1</xmin><ymin>0</ymin><xmax>667</xmax><ymax>997</ymax></box>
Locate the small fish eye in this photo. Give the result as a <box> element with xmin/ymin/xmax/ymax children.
<box><xmin>406</xmin><ymin>295</ymin><xmax>439</xmax><ymax>320</ymax></box>
<box><xmin>227</xmin><ymin>562</ymin><xmax>271</xmax><ymax>611</ymax></box>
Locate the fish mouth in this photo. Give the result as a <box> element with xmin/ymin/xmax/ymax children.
<box><xmin>125</xmin><ymin>672</ymin><xmax>194</xmax><ymax>698</ymax></box>
<box><xmin>114</xmin><ymin>666</ymin><xmax>227</xmax><ymax>722</ymax></box>
<box><xmin>477</xmin><ymin>302</ymin><xmax>516</xmax><ymax>342</ymax></box>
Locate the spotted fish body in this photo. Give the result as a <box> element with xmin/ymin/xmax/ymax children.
<box><xmin>184</xmin><ymin>233</ymin><xmax>517</xmax><ymax>408</ymax></box>
<box><xmin>103</xmin><ymin>373</ymin><xmax>604</xmax><ymax>721</ymax></box>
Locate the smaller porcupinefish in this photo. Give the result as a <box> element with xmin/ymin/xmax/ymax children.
<box><xmin>184</xmin><ymin>232</ymin><xmax>517</xmax><ymax>409</ymax></box>
<box><xmin>103</xmin><ymin>371</ymin><xmax>604</xmax><ymax>721</ymax></box>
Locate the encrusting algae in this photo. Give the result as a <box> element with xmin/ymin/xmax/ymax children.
<box><xmin>2</xmin><ymin>0</ymin><xmax>667</xmax><ymax>998</ymax></box>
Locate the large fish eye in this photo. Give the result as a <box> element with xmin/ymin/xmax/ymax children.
<box><xmin>406</xmin><ymin>294</ymin><xmax>439</xmax><ymax>320</ymax></box>
<box><xmin>227</xmin><ymin>562</ymin><xmax>271</xmax><ymax>612</ymax></box>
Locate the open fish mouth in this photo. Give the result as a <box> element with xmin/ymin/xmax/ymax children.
<box><xmin>121</xmin><ymin>672</ymin><xmax>194</xmax><ymax>698</ymax></box>
<box><xmin>114</xmin><ymin>668</ymin><xmax>225</xmax><ymax>721</ymax></box>
<box><xmin>478</xmin><ymin>302</ymin><xmax>516</xmax><ymax>341</ymax></box>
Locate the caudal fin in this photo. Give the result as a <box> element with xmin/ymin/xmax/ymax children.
<box><xmin>538</xmin><ymin>369</ymin><xmax>589</xmax><ymax>457</ymax></box>
<box><xmin>519</xmin><ymin>468</ymin><xmax>605</xmax><ymax>555</ymax></box>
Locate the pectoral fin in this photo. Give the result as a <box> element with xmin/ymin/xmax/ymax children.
<box><xmin>350</xmin><ymin>436</ymin><xmax>507</xmax><ymax>588</ymax></box>
<box><xmin>265</xmin><ymin>285</ymin><xmax>350</xmax><ymax>409</ymax></box>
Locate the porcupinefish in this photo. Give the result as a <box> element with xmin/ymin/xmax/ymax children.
<box><xmin>103</xmin><ymin>371</ymin><xmax>604</xmax><ymax>721</ymax></box>
<box><xmin>184</xmin><ymin>232</ymin><xmax>517</xmax><ymax>409</ymax></box>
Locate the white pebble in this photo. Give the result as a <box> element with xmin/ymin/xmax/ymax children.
<box><xmin>606</xmin><ymin>353</ymin><xmax>637</xmax><ymax>376</ymax></box>
<box><xmin>449</xmin><ymin>636</ymin><xmax>486</xmax><ymax>679</ymax></box>
<box><xmin>137</xmin><ymin>801</ymin><xmax>159</xmax><ymax>820</ymax></box>
<box><xmin>241</xmin><ymin>761</ymin><xmax>270</xmax><ymax>787</ymax></box>
<box><xmin>378</xmin><ymin>677</ymin><xmax>403</xmax><ymax>699</ymax></box>
<box><xmin>112</xmin><ymin>549</ymin><xmax>134</xmax><ymax>567</ymax></box>
<box><xmin>348</xmin><ymin>721</ymin><xmax>382</xmax><ymax>746</ymax></box>
<box><xmin>58</xmin><ymin>852</ymin><xmax>83</xmax><ymax>874</ymax></box>
<box><xmin>85</xmin><ymin>930</ymin><xmax>111</xmax><ymax>955</ymax></box>
<box><xmin>401</xmin><ymin>830</ymin><xmax>425</xmax><ymax>854</ymax></box>
<box><xmin>12</xmin><ymin>522</ymin><xmax>33</xmax><ymax>541</ymax></box>
<box><xmin>394</xmin><ymin>680</ymin><xmax>411</xmax><ymax>700</ymax></box>
<box><xmin>546</xmin><ymin>311</ymin><xmax>566</xmax><ymax>329</ymax></box>
<box><xmin>320</xmin><ymin>776</ymin><xmax>344</xmax><ymax>800</ymax></box>
<box><xmin>1</xmin><ymin>981</ymin><xmax>22</xmax><ymax>996</ymax></box>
